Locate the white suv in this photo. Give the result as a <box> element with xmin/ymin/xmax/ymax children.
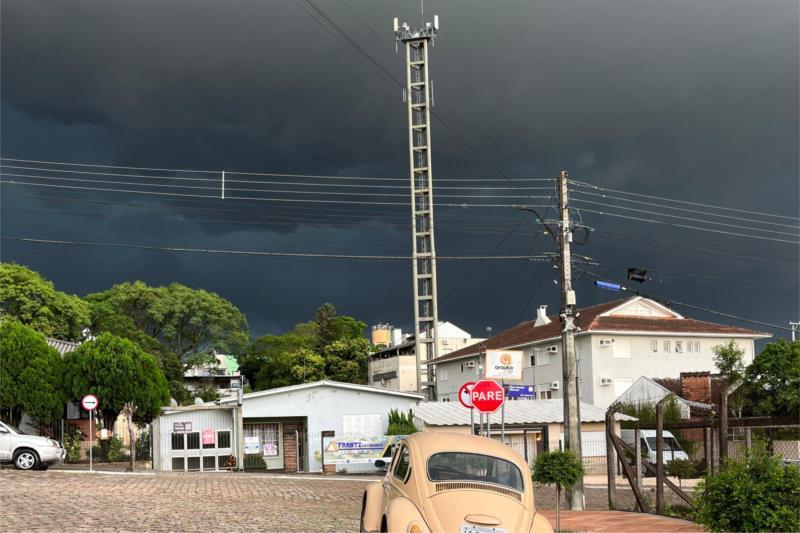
<box><xmin>0</xmin><ymin>420</ymin><xmax>66</xmax><ymax>470</ymax></box>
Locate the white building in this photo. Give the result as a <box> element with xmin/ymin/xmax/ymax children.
<box><xmin>220</xmin><ymin>380</ymin><xmax>423</xmax><ymax>473</ymax></box>
<box><xmin>427</xmin><ymin>297</ymin><xmax>770</xmax><ymax>408</ymax></box>
<box><xmin>368</xmin><ymin>321</ymin><xmax>484</xmax><ymax>394</ymax></box>
<box><xmin>184</xmin><ymin>353</ymin><xmax>242</xmax><ymax>398</ymax></box>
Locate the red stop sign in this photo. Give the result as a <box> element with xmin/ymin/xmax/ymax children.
<box><xmin>470</xmin><ymin>380</ymin><xmax>505</xmax><ymax>413</ymax></box>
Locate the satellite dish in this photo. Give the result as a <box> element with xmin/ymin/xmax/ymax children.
<box><xmin>393</xmin><ymin>17</ymin><xmax>399</xmax><ymax>32</ymax></box>
<box><xmin>433</xmin><ymin>15</ymin><xmax>439</xmax><ymax>30</ymax></box>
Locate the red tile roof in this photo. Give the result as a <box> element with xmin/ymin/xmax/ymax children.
<box><xmin>426</xmin><ymin>297</ymin><xmax>768</xmax><ymax>365</ymax></box>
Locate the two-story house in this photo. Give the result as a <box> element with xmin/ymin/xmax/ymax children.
<box><xmin>426</xmin><ymin>296</ymin><xmax>770</xmax><ymax>408</ymax></box>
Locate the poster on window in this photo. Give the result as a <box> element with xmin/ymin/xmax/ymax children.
<box><xmin>263</xmin><ymin>443</ymin><xmax>279</xmax><ymax>456</ymax></box>
<box><xmin>244</xmin><ymin>436</ymin><xmax>260</xmax><ymax>454</ymax></box>
<box><xmin>202</xmin><ymin>429</ymin><xmax>216</xmax><ymax>446</ymax></box>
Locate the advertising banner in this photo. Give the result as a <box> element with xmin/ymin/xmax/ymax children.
<box><xmin>484</xmin><ymin>350</ymin><xmax>524</xmax><ymax>381</ymax></box>
<box><xmin>202</xmin><ymin>429</ymin><xmax>216</xmax><ymax>446</ymax></box>
<box><xmin>244</xmin><ymin>436</ymin><xmax>260</xmax><ymax>454</ymax></box>
<box><xmin>319</xmin><ymin>435</ymin><xmax>407</xmax><ymax>465</ymax></box>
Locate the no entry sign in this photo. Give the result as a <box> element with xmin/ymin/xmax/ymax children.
<box><xmin>81</xmin><ymin>394</ymin><xmax>99</xmax><ymax>411</ymax></box>
<box><xmin>458</xmin><ymin>382</ymin><xmax>475</xmax><ymax>409</ymax></box>
<box><xmin>470</xmin><ymin>380</ymin><xmax>505</xmax><ymax>414</ymax></box>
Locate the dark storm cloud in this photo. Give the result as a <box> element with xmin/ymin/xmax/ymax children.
<box><xmin>1</xmin><ymin>0</ymin><xmax>797</xmax><ymax>339</ymax></box>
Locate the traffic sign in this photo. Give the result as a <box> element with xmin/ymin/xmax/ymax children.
<box><xmin>470</xmin><ymin>380</ymin><xmax>505</xmax><ymax>414</ymax></box>
<box><xmin>81</xmin><ymin>394</ymin><xmax>99</xmax><ymax>411</ymax></box>
<box><xmin>458</xmin><ymin>382</ymin><xmax>475</xmax><ymax>409</ymax></box>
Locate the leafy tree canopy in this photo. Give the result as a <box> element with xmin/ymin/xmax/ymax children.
<box><xmin>741</xmin><ymin>340</ymin><xmax>800</xmax><ymax>418</ymax></box>
<box><xmin>62</xmin><ymin>333</ymin><xmax>170</xmax><ymax>425</ymax></box>
<box><xmin>0</xmin><ymin>263</ymin><xmax>90</xmax><ymax>341</ymax></box>
<box><xmin>86</xmin><ymin>281</ymin><xmax>249</xmax><ymax>367</ymax></box>
<box><xmin>244</xmin><ymin>304</ymin><xmax>369</xmax><ymax>391</ymax></box>
<box><xmin>713</xmin><ymin>339</ymin><xmax>745</xmax><ymax>382</ymax></box>
<box><xmin>532</xmin><ymin>450</ymin><xmax>585</xmax><ymax>489</ymax></box>
<box><xmin>0</xmin><ymin>320</ymin><xmax>65</xmax><ymax>426</ymax></box>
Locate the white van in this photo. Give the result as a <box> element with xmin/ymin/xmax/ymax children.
<box><xmin>620</xmin><ymin>429</ymin><xmax>689</xmax><ymax>465</ymax></box>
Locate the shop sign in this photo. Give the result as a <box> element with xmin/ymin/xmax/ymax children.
<box><xmin>484</xmin><ymin>350</ymin><xmax>524</xmax><ymax>381</ymax></box>
<box><xmin>173</xmin><ymin>421</ymin><xmax>192</xmax><ymax>433</ymax></box>
<box><xmin>244</xmin><ymin>436</ymin><xmax>260</xmax><ymax>454</ymax></box>
<box><xmin>505</xmin><ymin>384</ymin><xmax>536</xmax><ymax>399</ymax></box>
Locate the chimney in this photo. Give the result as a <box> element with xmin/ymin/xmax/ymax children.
<box><xmin>534</xmin><ymin>305</ymin><xmax>551</xmax><ymax>327</ymax></box>
<box><xmin>680</xmin><ymin>372</ymin><xmax>711</xmax><ymax>404</ymax></box>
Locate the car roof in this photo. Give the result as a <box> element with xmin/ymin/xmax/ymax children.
<box><xmin>403</xmin><ymin>431</ymin><xmax>526</xmax><ymax>461</ymax></box>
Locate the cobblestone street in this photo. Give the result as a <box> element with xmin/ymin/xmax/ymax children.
<box><xmin>1</xmin><ymin>469</ymin><xmax>700</xmax><ymax>532</ymax></box>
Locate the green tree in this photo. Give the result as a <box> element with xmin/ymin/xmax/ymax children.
<box><xmin>713</xmin><ymin>340</ymin><xmax>745</xmax><ymax>383</ymax></box>
<box><xmin>0</xmin><ymin>263</ymin><xmax>90</xmax><ymax>341</ymax></box>
<box><xmin>289</xmin><ymin>348</ymin><xmax>326</xmax><ymax>383</ymax></box>
<box><xmin>694</xmin><ymin>445</ymin><xmax>800</xmax><ymax>532</ymax></box>
<box><xmin>86</xmin><ymin>281</ymin><xmax>249</xmax><ymax>368</ymax></box>
<box><xmin>241</xmin><ymin>334</ymin><xmax>311</xmax><ymax>390</ymax></box>
<box><xmin>741</xmin><ymin>340</ymin><xmax>800</xmax><ymax>417</ymax></box>
<box><xmin>0</xmin><ymin>320</ymin><xmax>65</xmax><ymax>426</ymax></box>
<box><xmin>532</xmin><ymin>450</ymin><xmax>585</xmax><ymax>532</ymax></box>
<box><xmin>324</xmin><ymin>337</ymin><xmax>370</xmax><ymax>384</ymax></box>
<box><xmin>62</xmin><ymin>333</ymin><xmax>170</xmax><ymax>426</ymax></box>
<box><xmin>613</xmin><ymin>398</ymin><xmax>695</xmax><ymax>454</ymax></box>
<box><xmin>313</xmin><ymin>303</ymin><xmax>338</xmax><ymax>352</ymax></box>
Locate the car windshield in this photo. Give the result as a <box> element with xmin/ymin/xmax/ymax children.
<box><xmin>0</xmin><ymin>421</ymin><xmax>24</xmax><ymax>434</ymax></box>
<box><xmin>645</xmin><ymin>437</ymin><xmax>682</xmax><ymax>451</ymax></box>
<box><xmin>427</xmin><ymin>452</ymin><xmax>524</xmax><ymax>492</ymax></box>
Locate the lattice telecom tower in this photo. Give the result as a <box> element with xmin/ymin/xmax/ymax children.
<box><xmin>394</xmin><ymin>15</ymin><xmax>440</xmax><ymax>397</ymax></box>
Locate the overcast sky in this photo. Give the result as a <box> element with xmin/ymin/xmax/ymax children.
<box><xmin>1</xmin><ymin>0</ymin><xmax>798</xmax><ymax>342</ymax></box>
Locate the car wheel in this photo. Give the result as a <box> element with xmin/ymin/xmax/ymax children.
<box><xmin>13</xmin><ymin>449</ymin><xmax>40</xmax><ymax>471</ymax></box>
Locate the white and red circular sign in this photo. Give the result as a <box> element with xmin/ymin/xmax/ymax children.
<box><xmin>458</xmin><ymin>382</ymin><xmax>476</xmax><ymax>409</ymax></box>
<box><xmin>470</xmin><ymin>380</ymin><xmax>505</xmax><ymax>414</ymax></box>
<box><xmin>81</xmin><ymin>394</ymin><xmax>99</xmax><ymax>411</ymax></box>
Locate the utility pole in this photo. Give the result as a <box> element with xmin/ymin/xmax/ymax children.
<box><xmin>394</xmin><ymin>15</ymin><xmax>441</xmax><ymax>399</ymax></box>
<box><xmin>558</xmin><ymin>170</ymin><xmax>585</xmax><ymax>510</ymax></box>
<box><xmin>790</xmin><ymin>321</ymin><xmax>799</xmax><ymax>341</ymax></box>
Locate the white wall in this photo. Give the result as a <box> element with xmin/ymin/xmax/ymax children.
<box><xmin>239</xmin><ymin>385</ymin><xmax>420</xmax><ymax>472</ymax></box>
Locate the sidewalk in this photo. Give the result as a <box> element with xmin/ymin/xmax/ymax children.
<box><xmin>538</xmin><ymin>510</ymin><xmax>704</xmax><ymax>532</ymax></box>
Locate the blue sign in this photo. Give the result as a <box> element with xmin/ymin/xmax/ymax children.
<box><xmin>505</xmin><ymin>385</ymin><xmax>535</xmax><ymax>399</ymax></box>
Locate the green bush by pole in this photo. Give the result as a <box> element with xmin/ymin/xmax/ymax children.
<box><xmin>532</xmin><ymin>450</ymin><xmax>584</xmax><ymax>532</ymax></box>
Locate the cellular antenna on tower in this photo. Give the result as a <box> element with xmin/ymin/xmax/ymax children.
<box><xmin>394</xmin><ymin>15</ymin><xmax>440</xmax><ymax>398</ymax></box>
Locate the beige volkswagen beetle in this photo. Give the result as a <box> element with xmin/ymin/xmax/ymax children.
<box><xmin>360</xmin><ymin>432</ymin><xmax>553</xmax><ymax>533</ymax></box>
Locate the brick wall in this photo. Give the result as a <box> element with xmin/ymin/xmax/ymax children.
<box><xmin>680</xmin><ymin>371</ymin><xmax>711</xmax><ymax>404</ymax></box>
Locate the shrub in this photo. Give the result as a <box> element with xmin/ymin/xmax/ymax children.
<box><xmin>63</xmin><ymin>424</ymin><xmax>85</xmax><ymax>463</ymax></box>
<box><xmin>91</xmin><ymin>436</ymin><xmax>126</xmax><ymax>462</ymax></box>
<box><xmin>387</xmin><ymin>409</ymin><xmax>417</xmax><ymax>435</ymax></box>
<box><xmin>532</xmin><ymin>450</ymin><xmax>585</xmax><ymax>532</ymax></box>
<box><xmin>694</xmin><ymin>446</ymin><xmax>800</xmax><ymax>532</ymax></box>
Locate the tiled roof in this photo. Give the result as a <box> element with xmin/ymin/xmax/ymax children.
<box><xmin>414</xmin><ymin>399</ymin><xmax>635</xmax><ymax>426</ymax></box>
<box><xmin>46</xmin><ymin>338</ymin><xmax>80</xmax><ymax>356</ymax></box>
<box><xmin>426</xmin><ymin>297</ymin><xmax>769</xmax><ymax>365</ymax></box>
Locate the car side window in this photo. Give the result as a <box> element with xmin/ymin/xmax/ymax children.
<box><xmin>392</xmin><ymin>445</ymin><xmax>410</xmax><ymax>482</ymax></box>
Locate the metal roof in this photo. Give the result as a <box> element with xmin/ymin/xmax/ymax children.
<box><xmin>219</xmin><ymin>379</ymin><xmax>425</xmax><ymax>403</ymax></box>
<box><xmin>413</xmin><ymin>399</ymin><xmax>635</xmax><ymax>426</ymax></box>
<box><xmin>46</xmin><ymin>338</ymin><xmax>80</xmax><ymax>356</ymax></box>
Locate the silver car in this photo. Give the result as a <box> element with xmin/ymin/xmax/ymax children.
<box><xmin>0</xmin><ymin>420</ymin><xmax>66</xmax><ymax>470</ymax></box>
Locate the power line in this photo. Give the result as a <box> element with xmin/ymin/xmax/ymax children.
<box><xmin>1</xmin><ymin>236</ymin><xmax>552</xmax><ymax>261</ymax></box>
<box><xmin>570</xmin><ymin>179</ymin><xmax>800</xmax><ymax>221</ymax></box>
<box><xmin>1</xmin><ymin>180</ymin><xmax>550</xmax><ymax>208</ymax></box>
<box><xmin>576</xmin><ymin>206</ymin><xmax>800</xmax><ymax>245</ymax></box>
<box><xmin>572</xmin><ymin>197</ymin><xmax>799</xmax><ymax>237</ymax></box>
<box><xmin>570</xmin><ymin>187</ymin><xmax>800</xmax><ymax>230</ymax></box>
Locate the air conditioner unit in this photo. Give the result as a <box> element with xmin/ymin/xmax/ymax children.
<box><xmin>550</xmin><ymin>381</ymin><xmax>560</xmax><ymax>390</ymax></box>
<box><xmin>599</xmin><ymin>339</ymin><xmax>614</xmax><ymax>347</ymax></box>
<box><xmin>600</xmin><ymin>377</ymin><xmax>613</xmax><ymax>386</ymax></box>
<box><xmin>546</xmin><ymin>345</ymin><xmax>558</xmax><ymax>353</ymax></box>
<box><xmin>464</xmin><ymin>361</ymin><xmax>476</xmax><ymax>368</ymax></box>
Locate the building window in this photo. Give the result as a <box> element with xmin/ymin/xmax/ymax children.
<box><xmin>675</xmin><ymin>341</ymin><xmax>684</xmax><ymax>353</ymax></box>
<box><xmin>650</xmin><ymin>340</ymin><xmax>658</xmax><ymax>353</ymax></box>
<box><xmin>663</xmin><ymin>340</ymin><xmax>671</xmax><ymax>353</ymax></box>
<box><xmin>538</xmin><ymin>384</ymin><xmax>553</xmax><ymax>399</ymax></box>
<box><xmin>171</xmin><ymin>433</ymin><xmax>185</xmax><ymax>450</ymax></box>
<box><xmin>217</xmin><ymin>430</ymin><xmax>231</xmax><ymax>449</ymax></box>
<box><xmin>693</xmin><ymin>341</ymin><xmax>701</xmax><ymax>353</ymax></box>
<box><xmin>438</xmin><ymin>367</ymin><xmax>448</xmax><ymax>381</ymax></box>
<box><xmin>187</xmin><ymin>432</ymin><xmax>200</xmax><ymax>450</ymax></box>
<box><xmin>530</xmin><ymin>355</ymin><xmax>536</xmax><ymax>366</ymax></box>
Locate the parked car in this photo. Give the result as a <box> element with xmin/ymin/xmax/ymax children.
<box><xmin>360</xmin><ymin>432</ymin><xmax>553</xmax><ymax>533</ymax></box>
<box><xmin>0</xmin><ymin>420</ymin><xmax>65</xmax><ymax>470</ymax></box>
<box><xmin>620</xmin><ymin>429</ymin><xmax>690</xmax><ymax>465</ymax></box>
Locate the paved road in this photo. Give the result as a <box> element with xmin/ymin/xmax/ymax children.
<box><xmin>1</xmin><ymin>470</ymin><xmax>699</xmax><ymax>532</ymax></box>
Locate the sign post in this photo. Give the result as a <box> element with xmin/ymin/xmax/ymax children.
<box><xmin>457</xmin><ymin>382</ymin><xmax>476</xmax><ymax>435</ymax></box>
<box><xmin>81</xmin><ymin>394</ymin><xmax>99</xmax><ymax>472</ymax></box>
